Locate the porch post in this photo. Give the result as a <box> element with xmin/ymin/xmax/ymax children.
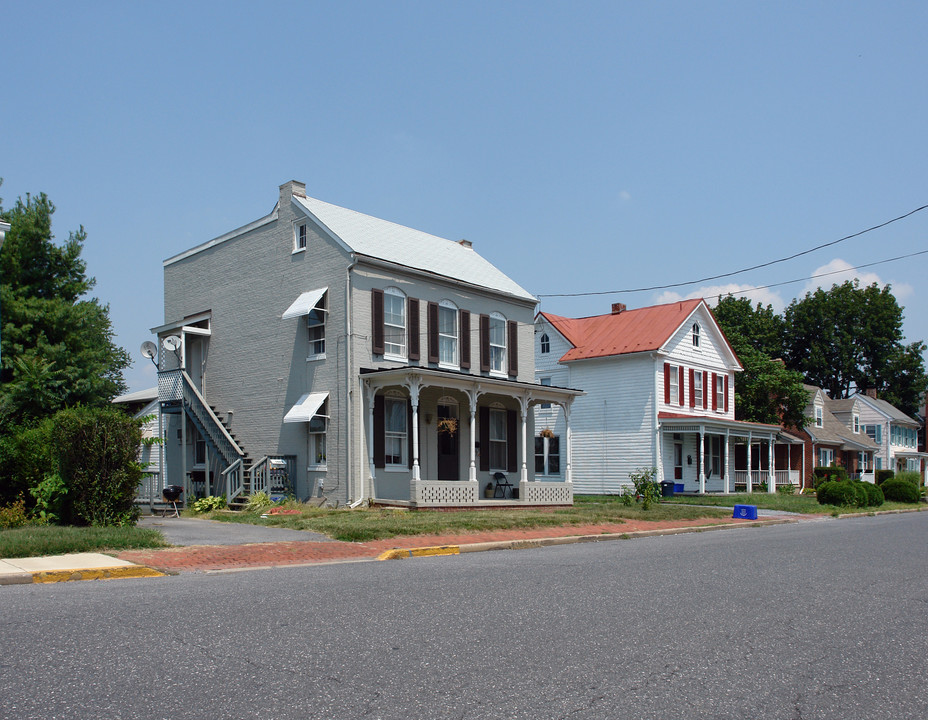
<box><xmin>724</xmin><ymin>428</ymin><xmax>730</xmax><ymax>494</ymax></box>
<box><xmin>407</xmin><ymin>377</ymin><xmax>421</xmax><ymax>482</ymax></box>
<box><xmin>465</xmin><ymin>386</ymin><xmax>481</xmax><ymax>483</ymax></box>
<box><xmin>747</xmin><ymin>432</ymin><xmax>753</xmax><ymax>493</ymax></box>
<box><xmin>181</xmin><ymin>412</ymin><xmax>188</xmax><ymax>506</ymax></box>
<box><xmin>365</xmin><ymin>381</ymin><xmax>376</xmax><ymax>491</ymax></box>
<box><xmin>565</xmin><ymin>403</ymin><xmax>573</xmax><ymax>485</ymax></box>
<box><xmin>519</xmin><ymin>395</ymin><xmax>529</xmax><ymax>485</ymax></box>
<box><xmin>698</xmin><ymin>426</ymin><xmax>706</xmax><ymax>494</ymax></box>
<box><xmin>768</xmin><ymin>435</ymin><xmax>775</xmax><ymax>493</ymax></box>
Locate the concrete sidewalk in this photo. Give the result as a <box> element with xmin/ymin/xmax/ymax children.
<box><xmin>0</xmin><ymin>552</ymin><xmax>165</xmax><ymax>585</ymax></box>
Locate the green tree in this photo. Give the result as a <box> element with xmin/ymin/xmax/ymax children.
<box><xmin>0</xmin><ymin>189</ymin><xmax>130</xmax><ymax>426</ymax></box>
<box><xmin>781</xmin><ymin>280</ymin><xmax>927</xmax><ymax>416</ymax></box>
<box><xmin>713</xmin><ymin>296</ymin><xmax>808</xmax><ymax>427</ymax></box>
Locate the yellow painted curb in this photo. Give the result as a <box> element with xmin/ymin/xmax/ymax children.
<box><xmin>31</xmin><ymin>566</ymin><xmax>166</xmax><ymax>583</ymax></box>
<box><xmin>378</xmin><ymin>545</ymin><xmax>460</xmax><ymax>561</ymax></box>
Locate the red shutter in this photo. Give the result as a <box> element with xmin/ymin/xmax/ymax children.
<box><xmin>703</xmin><ymin>371</ymin><xmax>709</xmax><ymax>409</ymax></box>
<box><xmin>408</xmin><ymin>297</ymin><xmax>420</xmax><ymax>361</ymax></box>
<box><xmin>479</xmin><ymin>406</ymin><xmax>490</xmax><ymax>471</ymax></box>
<box><xmin>689</xmin><ymin>368</ymin><xmax>695</xmax><ymax>407</ymax></box>
<box><xmin>712</xmin><ymin>373</ymin><xmax>718</xmax><ymax>411</ymax></box>
<box><xmin>724</xmin><ymin>375</ymin><xmax>729</xmax><ymax>413</ymax></box>
<box><xmin>373</xmin><ymin>394</ymin><xmax>385</xmax><ymax>468</ymax></box>
<box><xmin>507</xmin><ymin>409</ymin><xmax>518</xmax><ymax>472</ymax></box>
<box><xmin>371</xmin><ymin>289</ymin><xmax>384</xmax><ymax>355</ymax></box>
<box><xmin>460</xmin><ymin>310</ymin><xmax>471</xmax><ymax>369</ymax></box>
<box><xmin>664</xmin><ymin>363</ymin><xmax>671</xmax><ymax>404</ymax></box>
<box><xmin>678</xmin><ymin>366</ymin><xmax>685</xmax><ymax>406</ymax></box>
<box><xmin>427</xmin><ymin>301</ymin><xmax>439</xmax><ymax>363</ymax></box>
<box><xmin>507</xmin><ymin>320</ymin><xmax>518</xmax><ymax>377</ymax></box>
<box><xmin>479</xmin><ymin>314</ymin><xmax>490</xmax><ymax>372</ymax></box>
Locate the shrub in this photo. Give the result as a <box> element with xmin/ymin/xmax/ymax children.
<box><xmin>813</xmin><ymin>466</ymin><xmax>848</xmax><ymax>488</ymax></box>
<box><xmin>875</xmin><ymin>470</ymin><xmax>894</xmax><ymax>485</ymax></box>
<box><xmin>776</xmin><ymin>483</ymin><xmax>796</xmax><ymax>495</ymax></box>
<box><xmin>0</xmin><ymin>497</ymin><xmax>32</xmax><ymax>529</ymax></box>
<box><xmin>817</xmin><ymin>481</ymin><xmax>867</xmax><ymax>507</ymax></box>
<box><xmin>51</xmin><ymin>406</ymin><xmax>144</xmax><ymax>526</ymax></box>
<box><xmin>0</xmin><ymin>420</ymin><xmax>55</xmax><ymax>507</ymax></box>
<box><xmin>29</xmin><ymin>473</ymin><xmax>68</xmax><ymax>524</ymax></box>
<box><xmin>245</xmin><ymin>491</ymin><xmax>273</xmax><ymax>512</ymax></box>
<box><xmin>893</xmin><ymin>471</ymin><xmax>922</xmax><ymax>488</ymax></box>
<box><xmin>191</xmin><ymin>495</ymin><xmax>227</xmax><ymax>513</ymax></box>
<box><xmin>629</xmin><ymin>467</ymin><xmax>659</xmax><ymax>510</ymax></box>
<box><xmin>859</xmin><ymin>481</ymin><xmax>884</xmax><ymax>507</ymax></box>
<box><xmin>880</xmin><ymin>478</ymin><xmax>920</xmax><ymax>503</ymax></box>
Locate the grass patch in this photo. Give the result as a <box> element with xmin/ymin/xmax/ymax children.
<box><xmin>0</xmin><ymin>524</ymin><xmax>168</xmax><ymax>559</ymax></box>
<box><xmin>661</xmin><ymin>492</ymin><xmax>921</xmax><ymax>514</ymax></box>
<box><xmin>201</xmin><ymin>499</ymin><xmax>732</xmax><ymax>542</ymax></box>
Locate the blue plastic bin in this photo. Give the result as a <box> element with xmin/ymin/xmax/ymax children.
<box><xmin>732</xmin><ymin>504</ymin><xmax>758</xmax><ymax>520</ymax></box>
<box><xmin>673</xmin><ymin>483</ymin><xmax>684</xmax><ymax>493</ymax></box>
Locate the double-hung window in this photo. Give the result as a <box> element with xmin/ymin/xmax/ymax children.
<box><xmin>815</xmin><ymin>406</ymin><xmax>823</xmax><ymax>428</ymax></box>
<box><xmin>384</xmin><ymin>397</ymin><xmax>407</xmax><ymax>467</ymax></box>
<box><xmin>853</xmin><ymin>413</ymin><xmax>860</xmax><ymax>433</ymax></box>
<box><xmin>668</xmin><ymin>365</ymin><xmax>679</xmax><ymax>405</ymax></box>
<box><xmin>489</xmin><ymin>408</ymin><xmax>508</xmax><ymax>469</ymax></box>
<box><xmin>438</xmin><ymin>301</ymin><xmax>458</xmax><ymax>365</ymax></box>
<box><xmin>694</xmin><ymin>372</ymin><xmax>703</xmax><ymax>408</ymax></box>
<box><xmin>715</xmin><ymin>374</ymin><xmax>725</xmax><ymax>411</ymax></box>
<box><xmin>819</xmin><ymin>448</ymin><xmax>833</xmax><ymax>466</ymax></box>
<box><xmin>294</xmin><ymin>223</ymin><xmax>307</xmax><ymax>252</ymax></box>
<box><xmin>383</xmin><ymin>288</ymin><xmax>407</xmax><ymax>358</ymax></box>
<box><xmin>309</xmin><ymin>402</ymin><xmax>327</xmax><ymax>467</ymax></box>
<box><xmin>489</xmin><ymin>313</ymin><xmax>507</xmax><ymax>373</ymax></box>
<box><xmin>534</xmin><ymin>435</ymin><xmax>560</xmax><ymax>476</ymax></box>
<box><xmin>307</xmin><ymin>293</ymin><xmax>326</xmax><ymax>358</ymax></box>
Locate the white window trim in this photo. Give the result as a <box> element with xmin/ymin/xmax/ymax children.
<box><xmin>306</xmin><ymin>294</ymin><xmax>327</xmax><ymax>362</ymax></box>
<box><xmin>384</xmin><ymin>396</ymin><xmax>408</xmax><ymax>469</ymax></box>
<box><xmin>668</xmin><ymin>364</ymin><xmax>679</xmax><ymax>406</ymax></box>
<box><xmin>488</xmin><ymin>406</ymin><xmax>508</xmax><ymax>471</ymax></box>
<box><xmin>815</xmin><ymin>406</ymin><xmax>823</xmax><ymax>428</ymax></box>
<box><xmin>694</xmin><ymin>372</ymin><xmax>703</xmax><ymax>409</ymax></box>
<box><xmin>489</xmin><ymin>312</ymin><xmax>507</xmax><ymax>377</ymax></box>
<box><xmin>715</xmin><ymin>375</ymin><xmax>725</xmax><ymax>412</ymax></box>
<box><xmin>383</xmin><ymin>287</ymin><xmax>407</xmax><ymax>361</ymax></box>
<box><xmin>293</xmin><ymin>222</ymin><xmax>307</xmax><ymax>254</ymax></box>
<box><xmin>853</xmin><ymin>413</ymin><xmax>860</xmax><ymax>434</ymax></box>
<box><xmin>437</xmin><ymin>299</ymin><xmax>459</xmax><ymax>369</ymax></box>
<box><xmin>535</xmin><ymin>434</ymin><xmax>561</xmax><ymax>477</ymax></box>
<box><xmin>692</xmin><ymin>323</ymin><xmax>700</xmax><ymax>348</ymax></box>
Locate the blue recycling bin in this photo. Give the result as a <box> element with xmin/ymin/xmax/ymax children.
<box><xmin>733</xmin><ymin>504</ymin><xmax>758</xmax><ymax>520</ymax></box>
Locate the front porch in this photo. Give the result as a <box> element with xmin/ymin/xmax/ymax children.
<box><xmin>361</xmin><ymin>367</ymin><xmax>582</xmax><ymax>508</ymax></box>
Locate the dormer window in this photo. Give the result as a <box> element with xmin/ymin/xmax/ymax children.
<box><xmin>815</xmin><ymin>406</ymin><xmax>823</xmax><ymax>427</ymax></box>
<box><xmin>853</xmin><ymin>413</ymin><xmax>860</xmax><ymax>433</ymax></box>
<box><xmin>692</xmin><ymin>323</ymin><xmax>700</xmax><ymax>347</ymax></box>
<box><xmin>540</xmin><ymin>333</ymin><xmax>550</xmax><ymax>354</ymax></box>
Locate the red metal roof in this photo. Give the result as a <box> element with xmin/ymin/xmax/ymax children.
<box><xmin>541</xmin><ymin>299</ymin><xmax>705</xmax><ymax>362</ymax></box>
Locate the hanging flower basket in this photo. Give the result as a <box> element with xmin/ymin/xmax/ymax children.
<box><xmin>437</xmin><ymin>417</ymin><xmax>458</xmax><ymax>436</ymax></box>
<box><xmin>540</xmin><ymin>427</ymin><xmax>555</xmax><ymax>439</ymax></box>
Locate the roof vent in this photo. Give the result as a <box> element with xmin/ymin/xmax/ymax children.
<box><xmin>611</xmin><ymin>303</ymin><xmax>627</xmax><ymax>314</ymax></box>
<box><xmin>458</xmin><ymin>238</ymin><xmax>472</xmax><ymax>249</ymax></box>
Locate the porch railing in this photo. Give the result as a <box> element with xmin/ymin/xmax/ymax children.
<box><xmin>733</xmin><ymin>470</ymin><xmax>799</xmax><ymax>487</ymax></box>
<box><xmin>250</xmin><ymin>456</ymin><xmax>270</xmax><ymax>496</ymax></box>
<box><xmin>221</xmin><ymin>458</ymin><xmax>244</xmax><ymax>501</ymax></box>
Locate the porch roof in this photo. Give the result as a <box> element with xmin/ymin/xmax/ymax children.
<box><xmin>360</xmin><ymin>366</ymin><xmax>583</xmax><ymax>403</ymax></box>
<box><xmin>658</xmin><ymin>412</ymin><xmax>799</xmax><ymax>442</ymax></box>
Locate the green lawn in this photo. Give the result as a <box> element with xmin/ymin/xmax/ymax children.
<box><xmin>200</xmin><ymin>499</ymin><xmax>733</xmax><ymax>542</ymax></box>
<box><xmin>0</xmin><ymin>524</ymin><xmax>168</xmax><ymax>559</ymax></box>
<box><xmin>664</xmin><ymin>492</ymin><xmax>923</xmax><ymax>515</ymax></box>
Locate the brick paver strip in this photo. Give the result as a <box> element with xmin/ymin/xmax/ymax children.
<box><xmin>116</xmin><ymin>517</ymin><xmax>754</xmax><ymax>573</ymax></box>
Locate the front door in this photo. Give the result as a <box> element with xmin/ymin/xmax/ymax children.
<box><xmin>437</xmin><ymin>404</ymin><xmax>459</xmax><ymax>481</ymax></box>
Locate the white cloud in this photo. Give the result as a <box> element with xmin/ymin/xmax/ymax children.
<box><xmin>800</xmin><ymin>258</ymin><xmax>886</xmax><ymax>297</ymax></box>
<box><xmin>655</xmin><ymin>284</ymin><xmax>786</xmax><ymax>311</ymax></box>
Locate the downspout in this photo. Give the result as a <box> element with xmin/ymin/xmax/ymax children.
<box><xmin>346</xmin><ymin>256</ymin><xmax>367</xmax><ymax>508</ymax></box>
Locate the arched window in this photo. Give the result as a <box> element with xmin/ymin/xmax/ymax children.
<box><xmin>384</xmin><ymin>287</ymin><xmax>406</xmax><ymax>357</ymax></box>
<box><xmin>540</xmin><ymin>333</ymin><xmax>550</xmax><ymax>354</ymax></box>
<box><xmin>692</xmin><ymin>323</ymin><xmax>700</xmax><ymax>347</ymax></box>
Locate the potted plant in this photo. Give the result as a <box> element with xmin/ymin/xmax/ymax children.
<box><xmin>484</xmin><ymin>481</ymin><xmax>494</xmax><ymax>498</ymax></box>
<box><xmin>437</xmin><ymin>417</ymin><xmax>458</xmax><ymax>436</ymax></box>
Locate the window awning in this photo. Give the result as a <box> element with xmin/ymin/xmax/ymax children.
<box><xmin>283</xmin><ymin>392</ymin><xmax>328</xmax><ymax>423</ymax></box>
<box><xmin>282</xmin><ymin>287</ymin><xmax>327</xmax><ymax>320</ymax></box>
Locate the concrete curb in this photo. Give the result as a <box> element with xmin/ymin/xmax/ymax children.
<box><xmin>31</xmin><ymin>566</ymin><xmax>166</xmax><ymax>584</ymax></box>
<box><xmin>0</xmin><ymin>553</ymin><xmax>166</xmax><ymax>586</ymax></box>
<box><xmin>377</xmin><ymin>517</ymin><xmax>797</xmax><ymax>560</ymax></box>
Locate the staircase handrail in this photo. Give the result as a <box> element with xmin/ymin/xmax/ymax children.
<box><xmin>221</xmin><ymin>458</ymin><xmax>244</xmax><ymax>501</ymax></box>
<box><xmin>251</xmin><ymin>456</ymin><xmax>270</xmax><ymax>496</ymax></box>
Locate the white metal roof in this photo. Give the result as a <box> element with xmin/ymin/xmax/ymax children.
<box><xmin>282</xmin><ymin>287</ymin><xmax>327</xmax><ymax>320</ymax></box>
<box><xmin>283</xmin><ymin>392</ymin><xmax>329</xmax><ymax>423</ymax></box>
<box><xmin>292</xmin><ymin>195</ymin><xmax>536</xmax><ymax>303</ymax></box>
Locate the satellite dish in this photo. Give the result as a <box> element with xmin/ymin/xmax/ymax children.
<box><xmin>140</xmin><ymin>341</ymin><xmax>158</xmax><ymax>359</ymax></box>
<box><xmin>162</xmin><ymin>336</ymin><xmax>181</xmax><ymax>352</ymax></box>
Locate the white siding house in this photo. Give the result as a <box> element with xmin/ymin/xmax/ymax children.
<box><xmin>854</xmin><ymin>392</ymin><xmax>927</xmax><ymax>480</ymax></box>
<box><xmin>535</xmin><ymin>300</ymin><xmax>796</xmax><ymax>495</ymax></box>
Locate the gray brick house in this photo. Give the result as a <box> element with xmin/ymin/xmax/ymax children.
<box><xmin>155</xmin><ymin>181</ymin><xmax>581</xmax><ymax>507</ymax></box>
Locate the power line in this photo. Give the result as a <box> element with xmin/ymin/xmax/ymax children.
<box><xmin>537</xmin><ymin>203</ymin><xmax>928</xmax><ymax>298</ymax></box>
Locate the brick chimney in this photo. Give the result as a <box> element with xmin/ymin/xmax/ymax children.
<box><xmin>611</xmin><ymin>303</ymin><xmax>627</xmax><ymax>315</ymax></box>
<box><xmin>279</xmin><ymin>180</ymin><xmax>306</xmax><ymax>205</ymax></box>
<box><xmin>865</xmin><ymin>387</ymin><xmax>878</xmax><ymax>399</ymax></box>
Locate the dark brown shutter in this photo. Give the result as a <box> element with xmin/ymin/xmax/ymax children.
<box><xmin>427</xmin><ymin>301</ymin><xmax>439</xmax><ymax>363</ymax></box>
<box><xmin>678</xmin><ymin>366</ymin><xmax>685</xmax><ymax>406</ymax></box>
<box><xmin>373</xmin><ymin>394</ymin><xmax>385</xmax><ymax>468</ymax></box>
<box><xmin>507</xmin><ymin>320</ymin><xmax>518</xmax><ymax>377</ymax></box>
<box><xmin>460</xmin><ymin>310</ymin><xmax>471</xmax><ymax>369</ymax></box>
<box><xmin>408</xmin><ymin>297</ymin><xmax>420</xmax><ymax>361</ymax></box>
<box><xmin>703</xmin><ymin>371</ymin><xmax>709</xmax><ymax>409</ymax></box>
<box><xmin>479</xmin><ymin>314</ymin><xmax>490</xmax><ymax>372</ymax></box>
<box><xmin>712</xmin><ymin>373</ymin><xmax>718</xmax><ymax>410</ymax></box>
<box><xmin>507</xmin><ymin>409</ymin><xmax>518</xmax><ymax>472</ymax></box>
<box><xmin>371</xmin><ymin>289</ymin><xmax>384</xmax><ymax>355</ymax></box>
<box><xmin>689</xmin><ymin>368</ymin><xmax>695</xmax><ymax>407</ymax></box>
<box><xmin>664</xmin><ymin>363</ymin><xmax>671</xmax><ymax>404</ymax></box>
<box><xmin>407</xmin><ymin>400</ymin><xmax>414</xmax><ymax>469</ymax></box>
<box><xmin>479</xmin><ymin>406</ymin><xmax>490</xmax><ymax>471</ymax></box>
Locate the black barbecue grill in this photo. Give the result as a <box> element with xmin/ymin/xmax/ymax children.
<box><xmin>162</xmin><ymin>485</ymin><xmax>183</xmax><ymax>517</ymax></box>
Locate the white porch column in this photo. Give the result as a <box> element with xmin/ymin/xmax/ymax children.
<box><xmin>406</xmin><ymin>376</ymin><xmax>421</xmax><ymax>482</ymax></box>
<box><xmin>724</xmin><ymin>428</ymin><xmax>730</xmax><ymax>494</ymax></box>
<box><xmin>464</xmin><ymin>386</ymin><xmax>482</xmax><ymax>483</ymax></box>
<box><xmin>768</xmin><ymin>435</ymin><xmax>775</xmax><ymax>493</ymax></box>
<box><xmin>519</xmin><ymin>395</ymin><xmax>529</xmax><ymax>484</ymax></box>
<box><xmin>747</xmin><ymin>432</ymin><xmax>753</xmax><ymax>493</ymax></box>
<box><xmin>698</xmin><ymin>427</ymin><xmax>706</xmax><ymax>494</ymax></box>
<box><xmin>365</xmin><ymin>381</ymin><xmax>376</xmax><ymax>489</ymax></box>
<box><xmin>564</xmin><ymin>403</ymin><xmax>573</xmax><ymax>485</ymax></box>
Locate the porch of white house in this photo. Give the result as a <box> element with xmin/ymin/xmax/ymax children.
<box><xmin>361</xmin><ymin>367</ymin><xmax>582</xmax><ymax>508</ymax></box>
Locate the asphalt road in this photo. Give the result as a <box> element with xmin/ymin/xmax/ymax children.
<box><xmin>2</xmin><ymin>513</ymin><xmax>926</xmax><ymax>720</ymax></box>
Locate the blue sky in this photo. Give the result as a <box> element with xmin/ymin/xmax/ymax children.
<box><xmin>2</xmin><ymin>1</ymin><xmax>927</xmax><ymax>393</ymax></box>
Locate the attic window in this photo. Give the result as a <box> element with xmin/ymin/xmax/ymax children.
<box><xmin>692</xmin><ymin>323</ymin><xmax>700</xmax><ymax>347</ymax></box>
<box><xmin>540</xmin><ymin>333</ymin><xmax>550</xmax><ymax>354</ymax></box>
<box><xmin>815</xmin><ymin>406</ymin><xmax>823</xmax><ymax>427</ymax></box>
<box><xmin>294</xmin><ymin>223</ymin><xmax>307</xmax><ymax>252</ymax></box>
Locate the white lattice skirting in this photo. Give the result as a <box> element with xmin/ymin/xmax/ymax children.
<box><xmin>524</xmin><ymin>482</ymin><xmax>573</xmax><ymax>505</ymax></box>
<box><xmin>413</xmin><ymin>481</ymin><xmax>479</xmax><ymax>506</ymax></box>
